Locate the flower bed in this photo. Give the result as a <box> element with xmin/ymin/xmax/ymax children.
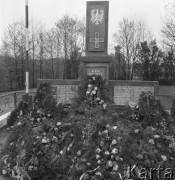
<box><xmin>0</xmin><ymin>75</ymin><xmax>175</xmax><ymax>180</ymax></box>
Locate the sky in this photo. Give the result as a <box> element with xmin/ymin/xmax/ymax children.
<box><xmin>0</xmin><ymin>0</ymin><xmax>174</xmax><ymax>51</ymax></box>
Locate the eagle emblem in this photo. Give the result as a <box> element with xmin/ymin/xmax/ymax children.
<box><xmin>91</xmin><ymin>9</ymin><xmax>104</xmax><ymax>25</ymax></box>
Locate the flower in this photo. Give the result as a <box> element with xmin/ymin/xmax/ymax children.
<box><xmin>161</xmin><ymin>155</ymin><xmax>167</xmax><ymax>161</ymax></box>
<box><xmin>94</xmin><ymin>87</ymin><xmax>98</xmax><ymax>91</ymax></box>
<box><xmin>111</xmin><ymin>148</ymin><xmax>118</xmax><ymax>154</ymax></box>
<box><xmin>92</xmin><ymin>77</ymin><xmax>95</xmax><ymax>80</ymax></box>
<box><xmin>56</xmin><ymin>122</ymin><xmax>62</xmax><ymax>126</ymax></box>
<box><xmin>77</xmin><ymin>150</ymin><xmax>81</xmax><ymax>156</ymax></box>
<box><xmin>129</xmin><ymin>101</ymin><xmax>136</xmax><ymax>108</ymax></box>
<box><xmin>134</xmin><ymin>129</ymin><xmax>139</xmax><ymax>133</ymax></box>
<box><xmin>154</xmin><ymin>135</ymin><xmax>160</xmax><ymax>138</ymax></box>
<box><xmin>92</xmin><ymin>90</ymin><xmax>96</xmax><ymax>95</ymax></box>
<box><xmin>105</xmin><ymin>150</ymin><xmax>110</xmax><ymax>155</ymax></box>
<box><xmin>60</xmin><ymin>150</ymin><xmax>63</xmax><ymax>155</ymax></box>
<box><xmin>2</xmin><ymin>169</ymin><xmax>7</xmax><ymax>175</ymax></box>
<box><xmin>97</xmin><ymin>160</ymin><xmax>101</xmax><ymax>164</ymax></box>
<box><xmin>96</xmin><ymin>148</ymin><xmax>101</xmax><ymax>153</ymax></box>
<box><xmin>95</xmin><ymin>172</ymin><xmax>102</xmax><ymax>176</ymax></box>
<box><xmin>103</xmin><ymin>103</ymin><xmax>107</xmax><ymax>109</ymax></box>
<box><xmin>100</xmin><ymin>141</ymin><xmax>104</xmax><ymax>146</ymax></box>
<box><xmin>17</xmin><ymin>122</ymin><xmax>21</xmax><ymax>126</ymax></box>
<box><xmin>99</xmin><ymin>100</ymin><xmax>104</xmax><ymax>104</ymax></box>
<box><xmin>112</xmin><ymin>126</ymin><xmax>117</xmax><ymax>130</ymax></box>
<box><xmin>111</xmin><ymin>139</ymin><xmax>117</xmax><ymax>145</ymax></box>
<box><xmin>107</xmin><ymin>160</ymin><xmax>113</xmax><ymax>167</ymax></box>
<box><xmin>86</xmin><ymin>91</ymin><xmax>90</xmax><ymax>95</ymax></box>
<box><xmin>96</xmin><ymin>154</ymin><xmax>101</xmax><ymax>159</ymax></box>
<box><xmin>118</xmin><ymin>137</ymin><xmax>122</xmax><ymax>141</ymax></box>
<box><xmin>148</xmin><ymin>139</ymin><xmax>155</xmax><ymax>145</ymax></box>
<box><xmin>96</xmin><ymin>97</ymin><xmax>100</xmax><ymax>101</ymax></box>
<box><xmin>41</xmin><ymin>138</ymin><xmax>48</xmax><ymax>144</ymax></box>
<box><xmin>88</xmin><ymin>84</ymin><xmax>92</xmax><ymax>88</ymax></box>
<box><xmin>113</xmin><ymin>164</ymin><xmax>119</xmax><ymax>171</ymax></box>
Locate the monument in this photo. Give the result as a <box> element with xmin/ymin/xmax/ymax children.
<box><xmin>79</xmin><ymin>1</ymin><xmax>112</xmax><ymax>82</ymax></box>
<box><xmin>38</xmin><ymin>1</ymin><xmax>159</xmax><ymax>105</ymax></box>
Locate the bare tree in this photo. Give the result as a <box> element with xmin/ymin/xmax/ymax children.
<box><xmin>113</xmin><ymin>18</ymin><xmax>152</xmax><ymax>80</ymax></box>
<box><xmin>1</xmin><ymin>20</ymin><xmax>25</xmax><ymax>90</ymax></box>
<box><xmin>55</xmin><ymin>14</ymin><xmax>85</xmax><ymax>79</ymax></box>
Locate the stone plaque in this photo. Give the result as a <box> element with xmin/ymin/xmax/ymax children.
<box><xmin>86</xmin><ymin>1</ymin><xmax>108</xmax><ymax>52</ymax></box>
<box><xmin>87</xmin><ymin>67</ymin><xmax>105</xmax><ymax>78</ymax></box>
<box><xmin>52</xmin><ymin>85</ymin><xmax>78</xmax><ymax>104</ymax></box>
<box><xmin>114</xmin><ymin>86</ymin><xmax>154</xmax><ymax>105</ymax></box>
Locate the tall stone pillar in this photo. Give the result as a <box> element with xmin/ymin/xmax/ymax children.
<box><xmin>79</xmin><ymin>1</ymin><xmax>112</xmax><ymax>82</ymax></box>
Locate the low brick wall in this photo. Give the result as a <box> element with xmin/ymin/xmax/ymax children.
<box><xmin>38</xmin><ymin>79</ymin><xmax>159</xmax><ymax>105</ymax></box>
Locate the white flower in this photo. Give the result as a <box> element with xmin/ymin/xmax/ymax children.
<box><xmin>100</xmin><ymin>141</ymin><xmax>104</xmax><ymax>146</ymax></box>
<box><xmin>97</xmin><ymin>160</ymin><xmax>101</xmax><ymax>164</ymax></box>
<box><xmin>2</xmin><ymin>169</ymin><xmax>7</xmax><ymax>175</ymax></box>
<box><xmin>41</xmin><ymin>138</ymin><xmax>47</xmax><ymax>144</ymax></box>
<box><xmin>111</xmin><ymin>148</ymin><xmax>118</xmax><ymax>154</ymax></box>
<box><xmin>96</xmin><ymin>97</ymin><xmax>100</xmax><ymax>101</ymax></box>
<box><xmin>111</xmin><ymin>139</ymin><xmax>117</xmax><ymax>145</ymax></box>
<box><xmin>54</xmin><ymin>127</ymin><xmax>58</xmax><ymax>131</ymax></box>
<box><xmin>107</xmin><ymin>160</ymin><xmax>113</xmax><ymax>167</ymax></box>
<box><xmin>96</xmin><ymin>154</ymin><xmax>101</xmax><ymax>159</ymax></box>
<box><xmin>105</xmin><ymin>150</ymin><xmax>110</xmax><ymax>155</ymax></box>
<box><xmin>96</xmin><ymin>148</ymin><xmax>101</xmax><ymax>153</ymax></box>
<box><xmin>86</xmin><ymin>91</ymin><xmax>90</xmax><ymax>95</ymax></box>
<box><xmin>17</xmin><ymin>122</ymin><xmax>21</xmax><ymax>126</ymax></box>
<box><xmin>112</xmin><ymin>126</ymin><xmax>117</xmax><ymax>130</ymax></box>
<box><xmin>37</xmin><ymin>118</ymin><xmax>41</xmax><ymax>122</ymax></box>
<box><xmin>92</xmin><ymin>90</ymin><xmax>96</xmax><ymax>95</ymax></box>
<box><xmin>148</xmin><ymin>139</ymin><xmax>155</xmax><ymax>145</ymax></box>
<box><xmin>56</xmin><ymin>122</ymin><xmax>62</xmax><ymax>126</ymax></box>
<box><xmin>161</xmin><ymin>155</ymin><xmax>167</xmax><ymax>161</ymax></box>
<box><xmin>154</xmin><ymin>135</ymin><xmax>160</xmax><ymax>138</ymax></box>
<box><xmin>129</xmin><ymin>101</ymin><xmax>136</xmax><ymax>108</ymax></box>
<box><xmin>60</xmin><ymin>150</ymin><xmax>63</xmax><ymax>155</ymax></box>
<box><xmin>103</xmin><ymin>130</ymin><xmax>108</xmax><ymax>134</ymax></box>
<box><xmin>88</xmin><ymin>84</ymin><xmax>92</xmax><ymax>88</ymax></box>
<box><xmin>113</xmin><ymin>164</ymin><xmax>119</xmax><ymax>171</ymax></box>
<box><xmin>134</xmin><ymin>129</ymin><xmax>139</xmax><ymax>133</ymax></box>
<box><xmin>103</xmin><ymin>103</ymin><xmax>107</xmax><ymax>109</ymax></box>
<box><xmin>99</xmin><ymin>100</ymin><xmax>104</xmax><ymax>104</ymax></box>
<box><xmin>118</xmin><ymin>137</ymin><xmax>122</xmax><ymax>141</ymax></box>
<box><xmin>95</xmin><ymin>172</ymin><xmax>102</xmax><ymax>176</ymax></box>
<box><xmin>92</xmin><ymin>77</ymin><xmax>95</xmax><ymax>80</ymax></box>
<box><xmin>77</xmin><ymin>150</ymin><xmax>81</xmax><ymax>156</ymax></box>
<box><xmin>94</xmin><ymin>87</ymin><xmax>98</xmax><ymax>91</ymax></box>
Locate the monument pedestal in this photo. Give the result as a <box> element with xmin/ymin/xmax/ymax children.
<box><xmin>79</xmin><ymin>56</ymin><xmax>112</xmax><ymax>82</ymax></box>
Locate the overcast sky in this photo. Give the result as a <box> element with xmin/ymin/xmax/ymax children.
<box><xmin>0</xmin><ymin>0</ymin><xmax>174</xmax><ymax>50</ymax></box>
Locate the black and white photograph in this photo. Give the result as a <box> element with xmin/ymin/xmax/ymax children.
<box><xmin>0</xmin><ymin>0</ymin><xmax>175</xmax><ymax>179</ymax></box>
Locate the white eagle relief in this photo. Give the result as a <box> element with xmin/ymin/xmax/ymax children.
<box><xmin>91</xmin><ymin>9</ymin><xmax>104</xmax><ymax>25</ymax></box>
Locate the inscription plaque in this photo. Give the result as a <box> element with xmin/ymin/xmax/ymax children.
<box><xmin>87</xmin><ymin>67</ymin><xmax>105</xmax><ymax>78</ymax></box>
<box><xmin>114</xmin><ymin>86</ymin><xmax>154</xmax><ymax>105</ymax></box>
<box><xmin>52</xmin><ymin>85</ymin><xmax>78</xmax><ymax>104</ymax></box>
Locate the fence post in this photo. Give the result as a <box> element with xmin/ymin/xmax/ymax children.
<box><xmin>14</xmin><ymin>92</ymin><xmax>17</xmax><ymax>109</ymax></box>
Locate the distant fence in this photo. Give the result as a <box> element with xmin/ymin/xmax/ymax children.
<box><xmin>0</xmin><ymin>89</ymin><xmax>36</xmax><ymax>116</ymax></box>
<box><xmin>159</xmin><ymin>94</ymin><xmax>175</xmax><ymax>110</ymax></box>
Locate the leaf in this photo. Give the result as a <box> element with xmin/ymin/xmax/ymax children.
<box><xmin>50</xmin><ymin>155</ymin><xmax>60</xmax><ymax>164</ymax></box>
<box><xmin>79</xmin><ymin>172</ymin><xmax>89</xmax><ymax>180</ymax></box>
<box><xmin>20</xmin><ymin>149</ymin><xmax>26</xmax><ymax>158</ymax></box>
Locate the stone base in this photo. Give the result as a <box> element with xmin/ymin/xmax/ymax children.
<box><xmin>79</xmin><ymin>56</ymin><xmax>112</xmax><ymax>82</ymax></box>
